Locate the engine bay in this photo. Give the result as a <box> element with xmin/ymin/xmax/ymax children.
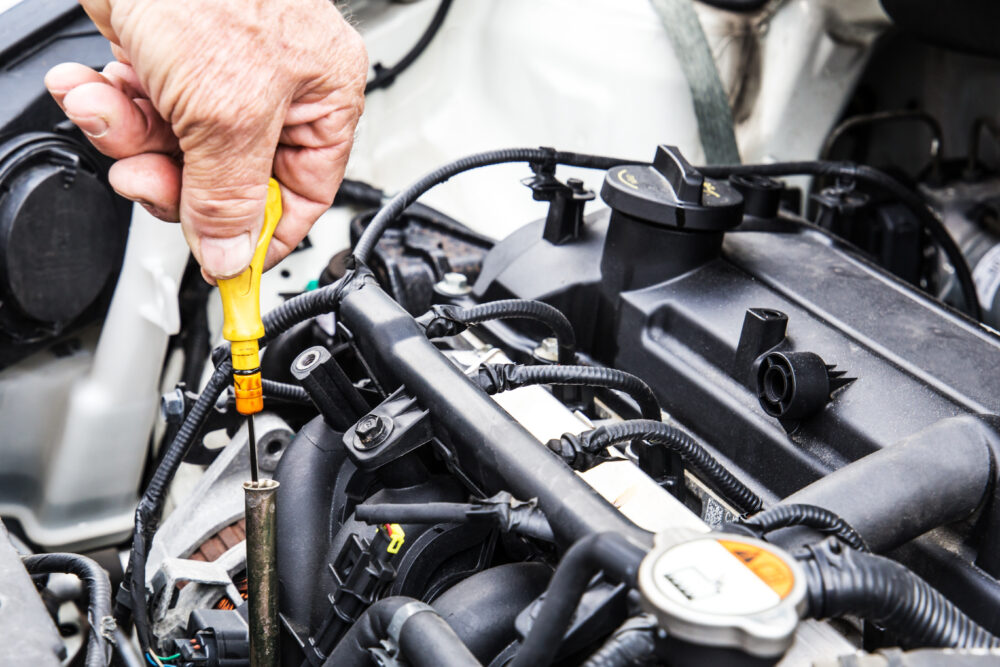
<box><xmin>6</xmin><ymin>1</ymin><xmax>1000</xmax><ymax>666</ymax></box>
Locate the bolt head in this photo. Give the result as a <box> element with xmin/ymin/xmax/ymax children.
<box><xmin>434</xmin><ymin>272</ymin><xmax>472</xmax><ymax>296</ymax></box>
<box><xmin>533</xmin><ymin>336</ymin><xmax>560</xmax><ymax>362</ymax></box>
<box><xmin>355</xmin><ymin>414</ymin><xmax>386</xmax><ymax>447</ymax></box>
<box><xmin>160</xmin><ymin>388</ymin><xmax>185</xmax><ymax>422</ymax></box>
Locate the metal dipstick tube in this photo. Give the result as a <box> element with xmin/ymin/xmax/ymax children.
<box><xmin>244</xmin><ymin>479</ymin><xmax>280</xmax><ymax>667</ymax></box>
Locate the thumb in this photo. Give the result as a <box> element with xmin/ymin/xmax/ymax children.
<box><xmin>179</xmin><ymin>131</ymin><xmax>278</xmax><ymax>280</ymax></box>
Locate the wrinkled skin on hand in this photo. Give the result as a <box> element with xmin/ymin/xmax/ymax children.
<box><xmin>45</xmin><ymin>0</ymin><xmax>368</xmax><ymax>280</ymax></box>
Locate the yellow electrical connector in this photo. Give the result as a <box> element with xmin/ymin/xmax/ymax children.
<box><xmin>218</xmin><ymin>178</ymin><xmax>283</xmax><ymax>416</ymax></box>
<box><xmin>385</xmin><ymin>524</ymin><xmax>406</xmax><ymax>555</ymax></box>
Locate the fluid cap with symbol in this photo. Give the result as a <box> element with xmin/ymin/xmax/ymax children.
<box><xmin>600</xmin><ymin>144</ymin><xmax>744</xmax><ymax>231</ymax></box>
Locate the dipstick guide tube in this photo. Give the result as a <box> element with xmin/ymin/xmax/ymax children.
<box><xmin>244</xmin><ymin>479</ymin><xmax>280</xmax><ymax>667</ymax></box>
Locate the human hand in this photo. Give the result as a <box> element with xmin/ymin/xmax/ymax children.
<box><xmin>45</xmin><ymin>0</ymin><xmax>368</xmax><ymax>280</ymax></box>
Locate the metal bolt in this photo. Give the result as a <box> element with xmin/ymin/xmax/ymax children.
<box><xmin>355</xmin><ymin>414</ymin><xmax>387</xmax><ymax>448</ymax></box>
<box><xmin>160</xmin><ymin>387</ymin><xmax>186</xmax><ymax>423</ymax></box>
<box><xmin>434</xmin><ymin>272</ymin><xmax>472</xmax><ymax>296</ymax></box>
<box><xmin>533</xmin><ymin>336</ymin><xmax>560</xmax><ymax>363</ymax></box>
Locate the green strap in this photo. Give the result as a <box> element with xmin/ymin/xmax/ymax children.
<box><xmin>648</xmin><ymin>0</ymin><xmax>742</xmax><ymax>165</ymax></box>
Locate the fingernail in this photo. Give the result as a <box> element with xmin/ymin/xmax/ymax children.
<box><xmin>138</xmin><ymin>200</ymin><xmax>167</xmax><ymax>219</ymax></box>
<box><xmin>199</xmin><ymin>233</ymin><xmax>254</xmax><ymax>279</ymax></box>
<box><xmin>66</xmin><ymin>113</ymin><xmax>109</xmax><ymax>138</ymax></box>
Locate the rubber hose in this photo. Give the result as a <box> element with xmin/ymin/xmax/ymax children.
<box><xmin>742</xmin><ymin>503</ymin><xmax>869</xmax><ymax>552</ymax></box>
<box><xmin>352</xmin><ymin>148</ymin><xmax>633</xmax><ymax>264</ymax></box>
<box><xmin>699</xmin><ymin>161</ymin><xmax>982</xmax><ymax>320</ymax></box>
<box><xmin>580</xmin><ymin>616</ymin><xmax>658</xmax><ymax>667</ymax></box>
<box><xmin>800</xmin><ymin>539</ymin><xmax>1000</xmax><ymax>649</ymax></box>
<box><xmin>510</xmin><ymin>533</ymin><xmax>647</xmax><ymax>667</ymax></box>
<box><xmin>354</xmin><ymin>501</ymin><xmax>555</xmax><ymax>541</ymax></box>
<box><xmin>697</xmin><ymin>0</ymin><xmax>768</xmax><ymax>10</ymax></box>
<box><xmin>355</xmin><ymin>502</ymin><xmax>474</xmax><ymax>525</ymax></box>
<box><xmin>112</xmin><ymin>627</ymin><xmax>142</xmax><ymax>667</ymax></box>
<box><xmin>261</xmin><ymin>379</ymin><xmax>310</xmax><ymax>403</ymax></box>
<box><xmin>23</xmin><ymin>553</ymin><xmax>114</xmax><ymax>667</ymax></box>
<box><xmin>578</xmin><ymin>420</ymin><xmax>762</xmax><ymax>514</ymax></box>
<box><xmin>323</xmin><ymin>596</ymin><xmax>480</xmax><ymax>667</ymax></box>
<box><xmin>420</xmin><ymin>300</ymin><xmax>576</xmax><ymax>364</ymax></box>
<box><xmin>473</xmin><ymin>364</ymin><xmax>661</xmax><ymax>421</ymax></box>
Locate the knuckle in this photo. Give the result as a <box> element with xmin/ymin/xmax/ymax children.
<box><xmin>184</xmin><ymin>186</ymin><xmax>263</xmax><ymax>227</ymax></box>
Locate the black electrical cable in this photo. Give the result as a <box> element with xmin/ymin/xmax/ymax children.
<box><xmin>119</xmin><ymin>274</ymin><xmax>356</xmax><ymax>653</ymax></box>
<box><xmin>351</xmin><ymin>147</ymin><xmax>633</xmax><ymax>264</ymax></box>
<box><xmin>261</xmin><ymin>378</ymin><xmax>310</xmax><ymax>404</ymax></box>
<box><xmin>574</xmin><ymin>420</ymin><xmax>762</xmax><ymax>514</ymax></box>
<box><xmin>417</xmin><ymin>300</ymin><xmax>577</xmax><ymax>364</ymax></box>
<box><xmin>364</xmin><ymin>0</ymin><xmax>454</xmax><ymax>94</ymax></box>
<box><xmin>23</xmin><ymin>553</ymin><xmax>114</xmax><ymax>667</ymax></box>
<box><xmin>741</xmin><ymin>503</ymin><xmax>869</xmax><ymax>552</ymax></box>
<box><xmin>800</xmin><ymin>538</ymin><xmax>1000</xmax><ymax>649</ymax></box>
<box><xmin>510</xmin><ymin>533</ymin><xmax>647</xmax><ymax>667</ymax></box>
<box><xmin>699</xmin><ymin>161</ymin><xmax>982</xmax><ymax>320</ymax></box>
<box><xmin>472</xmin><ymin>363</ymin><xmax>661</xmax><ymax>421</ymax></box>
<box><xmin>354</xmin><ymin>500</ymin><xmax>555</xmax><ymax>542</ymax></box>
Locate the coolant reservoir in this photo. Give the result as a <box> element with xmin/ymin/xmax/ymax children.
<box><xmin>353</xmin><ymin>0</ymin><xmax>704</xmax><ymax>240</ymax></box>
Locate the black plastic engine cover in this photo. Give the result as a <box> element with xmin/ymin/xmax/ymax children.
<box><xmin>475</xmin><ymin>195</ymin><xmax>1000</xmax><ymax>630</ymax></box>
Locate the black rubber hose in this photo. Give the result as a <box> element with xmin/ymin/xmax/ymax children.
<box><xmin>742</xmin><ymin>503</ymin><xmax>869</xmax><ymax>552</ymax></box>
<box><xmin>354</xmin><ymin>501</ymin><xmax>555</xmax><ymax>542</ymax></box>
<box><xmin>260</xmin><ymin>379</ymin><xmax>310</xmax><ymax>404</ymax></box>
<box><xmin>510</xmin><ymin>533</ymin><xmax>647</xmax><ymax>667</ymax></box>
<box><xmin>580</xmin><ymin>616</ymin><xmax>658</xmax><ymax>667</ymax></box>
<box><xmin>697</xmin><ymin>0</ymin><xmax>768</xmax><ymax>10</ymax></box>
<box><xmin>800</xmin><ymin>539</ymin><xmax>1000</xmax><ymax>649</ymax></box>
<box><xmin>356</xmin><ymin>502</ymin><xmax>472</xmax><ymax>525</ymax></box>
<box><xmin>472</xmin><ymin>364</ymin><xmax>661</xmax><ymax>421</ymax></box>
<box><xmin>433</xmin><ymin>563</ymin><xmax>552</xmax><ymax>664</ymax></box>
<box><xmin>23</xmin><ymin>553</ymin><xmax>114</xmax><ymax>667</ymax></box>
<box><xmin>418</xmin><ymin>300</ymin><xmax>576</xmax><ymax>364</ymax></box>
<box><xmin>364</xmin><ymin>0</ymin><xmax>454</xmax><ymax>94</ymax></box>
<box><xmin>119</xmin><ymin>274</ymin><xmax>355</xmax><ymax>652</ymax></box>
<box><xmin>699</xmin><ymin>161</ymin><xmax>982</xmax><ymax>320</ymax></box>
<box><xmin>323</xmin><ymin>596</ymin><xmax>480</xmax><ymax>667</ymax></box>
<box><xmin>352</xmin><ymin>148</ymin><xmax>633</xmax><ymax>263</ymax></box>
<box><xmin>113</xmin><ymin>627</ymin><xmax>142</xmax><ymax>667</ymax></box>
<box><xmin>576</xmin><ymin>420</ymin><xmax>762</xmax><ymax>514</ymax></box>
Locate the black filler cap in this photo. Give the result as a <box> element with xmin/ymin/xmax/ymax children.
<box><xmin>600</xmin><ymin>145</ymin><xmax>743</xmax><ymax>231</ymax></box>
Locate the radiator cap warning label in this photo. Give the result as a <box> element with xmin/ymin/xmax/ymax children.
<box><xmin>718</xmin><ymin>539</ymin><xmax>795</xmax><ymax>599</ymax></box>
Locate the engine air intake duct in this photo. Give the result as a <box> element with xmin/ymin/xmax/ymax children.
<box><xmin>770</xmin><ymin>415</ymin><xmax>1000</xmax><ymax>555</ymax></box>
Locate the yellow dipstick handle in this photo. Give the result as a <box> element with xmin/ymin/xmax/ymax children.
<box><xmin>218</xmin><ymin>178</ymin><xmax>283</xmax><ymax>415</ymax></box>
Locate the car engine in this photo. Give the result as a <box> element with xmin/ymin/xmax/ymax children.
<box><xmin>5</xmin><ymin>1</ymin><xmax>1000</xmax><ymax>666</ymax></box>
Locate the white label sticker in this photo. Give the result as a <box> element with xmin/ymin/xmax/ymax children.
<box><xmin>651</xmin><ymin>539</ymin><xmax>781</xmax><ymax>616</ymax></box>
<box><xmin>973</xmin><ymin>244</ymin><xmax>1000</xmax><ymax>308</ymax></box>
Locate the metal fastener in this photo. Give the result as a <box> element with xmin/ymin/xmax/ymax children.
<box><xmin>160</xmin><ymin>387</ymin><xmax>186</xmax><ymax>423</ymax></box>
<box><xmin>356</xmin><ymin>414</ymin><xmax>387</xmax><ymax>448</ymax></box>
<box><xmin>434</xmin><ymin>272</ymin><xmax>472</xmax><ymax>296</ymax></box>
<box><xmin>533</xmin><ymin>336</ymin><xmax>560</xmax><ymax>363</ymax></box>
